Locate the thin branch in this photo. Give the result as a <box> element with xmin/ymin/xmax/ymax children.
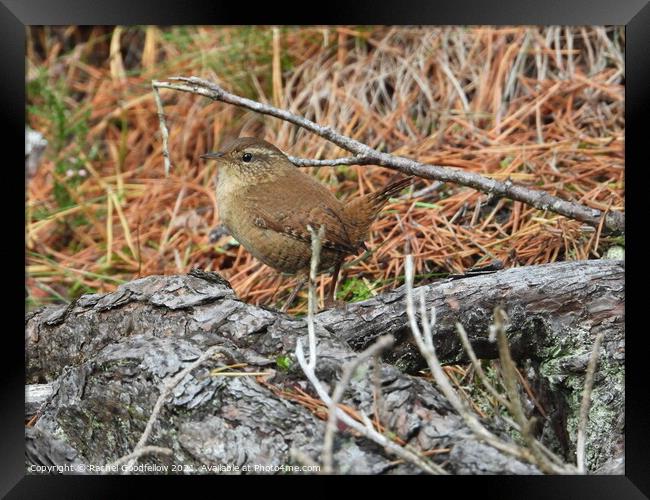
<box><xmin>322</xmin><ymin>335</ymin><xmax>394</xmax><ymax>474</ymax></box>
<box><xmin>577</xmin><ymin>331</ymin><xmax>606</xmax><ymax>473</ymax></box>
<box><xmin>295</xmin><ymin>340</ymin><xmax>446</xmax><ymax>475</ymax></box>
<box><xmin>493</xmin><ymin>307</ymin><xmax>570</xmax><ymax>474</ymax></box>
<box><xmin>152</xmin><ymin>83</ymin><xmax>172</xmax><ymax>176</ymax></box>
<box><xmin>151</xmin><ymin>76</ymin><xmax>624</xmax><ymax>233</ymax></box>
<box><xmin>456</xmin><ymin>322</ymin><xmax>569</xmax><ymax>470</ymax></box>
<box><xmin>455</xmin><ymin>322</ymin><xmax>510</xmax><ymax>409</ymax></box>
<box><xmin>110</xmin><ymin>344</ymin><xmax>223</xmax><ymax>473</ymax></box>
<box><xmin>306</xmin><ymin>225</ymin><xmax>326</xmax><ymax>370</ymax></box>
<box><xmin>294</xmin><ymin>233</ymin><xmax>445</xmax><ymax>475</ymax></box>
<box><xmin>286</xmin><ymin>155</ymin><xmax>373</xmax><ymax>167</ymax></box>
<box><xmin>107</xmin><ymin>446</ymin><xmax>173</xmax><ymax>473</ymax></box>
<box><xmin>403</xmin><ymin>256</ymin><xmax>527</xmax><ymax>462</ymax></box>
<box><xmin>405</xmin><ymin>255</ymin><xmax>578</xmax><ymax>474</ymax></box>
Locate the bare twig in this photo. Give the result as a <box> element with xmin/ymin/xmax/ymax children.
<box><xmin>286</xmin><ymin>155</ymin><xmax>373</xmax><ymax>167</ymax></box>
<box><xmin>404</xmin><ymin>255</ymin><xmax>577</xmax><ymax>474</ymax></box>
<box><xmin>458</xmin><ymin>320</ymin><xmax>569</xmax><ymax>470</ymax></box>
<box><xmin>576</xmin><ymin>331</ymin><xmax>606</xmax><ymax>473</ymax></box>
<box><xmin>294</xmin><ymin>231</ymin><xmax>446</xmax><ymax>474</ymax></box>
<box><xmin>492</xmin><ymin>307</ymin><xmax>569</xmax><ymax>474</ymax></box>
<box><xmin>404</xmin><ymin>256</ymin><xmax>527</xmax><ymax>461</ymax></box>
<box><xmin>151</xmin><ymin>76</ymin><xmax>624</xmax><ymax>233</ymax></box>
<box><xmin>152</xmin><ymin>83</ymin><xmax>172</xmax><ymax>176</ymax></box>
<box><xmin>306</xmin><ymin>225</ymin><xmax>326</xmax><ymax>370</ymax></box>
<box><xmin>322</xmin><ymin>335</ymin><xmax>394</xmax><ymax>473</ymax></box>
<box><xmin>295</xmin><ymin>340</ymin><xmax>446</xmax><ymax>475</ymax></box>
<box><xmin>110</xmin><ymin>344</ymin><xmax>223</xmax><ymax>473</ymax></box>
<box><xmin>455</xmin><ymin>323</ymin><xmax>510</xmax><ymax>409</ymax></box>
<box><xmin>107</xmin><ymin>446</ymin><xmax>173</xmax><ymax>473</ymax></box>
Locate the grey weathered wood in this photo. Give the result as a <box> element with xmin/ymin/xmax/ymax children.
<box><xmin>317</xmin><ymin>259</ymin><xmax>625</xmax><ymax>469</ymax></box>
<box><xmin>26</xmin><ymin>383</ymin><xmax>55</xmax><ymax>418</ymax></box>
<box><xmin>25</xmin><ymin>260</ymin><xmax>623</xmax><ymax>474</ymax></box>
<box><xmin>317</xmin><ymin>259</ymin><xmax>624</xmax><ymax>366</ymax></box>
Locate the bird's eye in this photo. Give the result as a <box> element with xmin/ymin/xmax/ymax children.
<box><xmin>242</xmin><ymin>152</ymin><xmax>253</xmax><ymax>163</ymax></box>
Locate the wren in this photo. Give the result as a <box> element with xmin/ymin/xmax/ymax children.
<box><xmin>201</xmin><ymin>137</ymin><xmax>412</xmax><ymax>311</ymax></box>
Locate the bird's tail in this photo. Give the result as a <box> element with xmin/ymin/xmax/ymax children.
<box><xmin>342</xmin><ymin>175</ymin><xmax>413</xmax><ymax>246</ymax></box>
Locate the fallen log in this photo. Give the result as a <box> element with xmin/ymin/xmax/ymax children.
<box><xmin>25</xmin><ymin>260</ymin><xmax>624</xmax><ymax>474</ymax></box>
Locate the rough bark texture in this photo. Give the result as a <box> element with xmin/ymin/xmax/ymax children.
<box><xmin>318</xmin><ymin>259</ymin><xmax>625</xmax><ymax>468</ymax></box>
<box><xmin>25</xmin><ymin>261</ymin><xmax>624</xmax><ymax>474</ymax></box>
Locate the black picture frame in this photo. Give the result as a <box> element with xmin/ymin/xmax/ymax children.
<box><xmin>5</xmin><ymin>1</ymin><xmax>647</xmax><ymax>497</ymax></box>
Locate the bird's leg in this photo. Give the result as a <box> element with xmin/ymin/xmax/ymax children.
<box><xmin>280</xmin><ymin>273</ymin><xmax>307</xmax><ymax>313</ymax></box>
<box><xmin>323</xmin><ymin>261</ymin><xmax>345</xmax><ymax>310</ymax></box>
<box><xmin>208</xmin><ymin>224</ymin><xmax>230</xmax><ymax>243</ymax></box>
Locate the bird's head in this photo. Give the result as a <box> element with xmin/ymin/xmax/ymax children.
<box><xmin>201</xmin><ymin>137</ymin><xmax>292</xmax><ymax>183</ymax></box>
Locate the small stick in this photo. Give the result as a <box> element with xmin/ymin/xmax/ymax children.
<box><xmin>152</xmin><ymin>83</ymin><xmax>172</xmax><ymax>176</ymax></box>
<box><xmin>455</xmin><ymin>322</ymin><xmax>510</xmax><ymax>409</ymax></box>
<box><xmin>151</xmin><ymin>77</ymin><xmax>624</xmax><ymax>233</ymax></box>
<box><xmin>306</xmin><ymin>225</ymin><xmax>326</xmax><ymax>370</ymax></box>
<box><xmin>106</xmin><ymin>446</ymin><xmax>173</xmax><ymax>474</ymax></box>
<box><xmin>110</xmin><ymin>344</ymin><xmax>223</xmax><ymax>473</ymax></box>
<box><xmin>493</xmin><ymin>307</ymin><xmax>564</xmax><ymax>474</ymax></box>
<box><xmin>576</xmin><ymin>331</ymin><xmax>606</xmax><ymax>473</ymax></box>
<box><xmin>295</xmin><ymin>235</ymin><xmax>445</xmax><ymax>474</ymax></box>
<box><xmin>322</xmin><ymin>335</ymin><xmax>394</xmax><ymax>473</ymax></box>
<box><xmin>295</xmin><ymin>339</ymin><xmax>445</xmax><ymax>475</ymax></box>
<box><xmin>404</xmin><ymin>255</ymin><xmax>575</xmax><ymax>473</ymax></box>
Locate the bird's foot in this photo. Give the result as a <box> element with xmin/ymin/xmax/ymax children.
<box><xmin>208</xmin><ymin>224</ymin><xmax>230</xmax><ymax>243</ymax></box>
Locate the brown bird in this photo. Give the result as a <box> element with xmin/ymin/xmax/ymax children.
<box><xmin>202</xmin><ymin>137</ymin><xmax>412</xmax><ymax>311</ymax></box>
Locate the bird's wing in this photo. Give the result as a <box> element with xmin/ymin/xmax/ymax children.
<box><xmin>244</xmin><ymin>175</ymin><xmax>358</xmax><ymax>255</ymax></box>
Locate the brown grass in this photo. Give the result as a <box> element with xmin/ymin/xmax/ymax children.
<box><xmin>26</xmin><ymin>26</ymin><xmax>624</xmax><ymax>313</ymax></box>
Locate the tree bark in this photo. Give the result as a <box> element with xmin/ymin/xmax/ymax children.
<box><xmin>317</xmin><ymin>259</ymin><xmax>625</xmax><ymax>469</ymax></box>
<box><xmin>25</xmin><ymin>260</ymin><xmax>624</xmax><ymax>474</ymax></box>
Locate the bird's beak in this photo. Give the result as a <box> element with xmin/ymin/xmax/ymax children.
<box><xmin>201</xmin><ymin>151</ymin><xmax>224</xmax><ymax>160</ymax></box>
